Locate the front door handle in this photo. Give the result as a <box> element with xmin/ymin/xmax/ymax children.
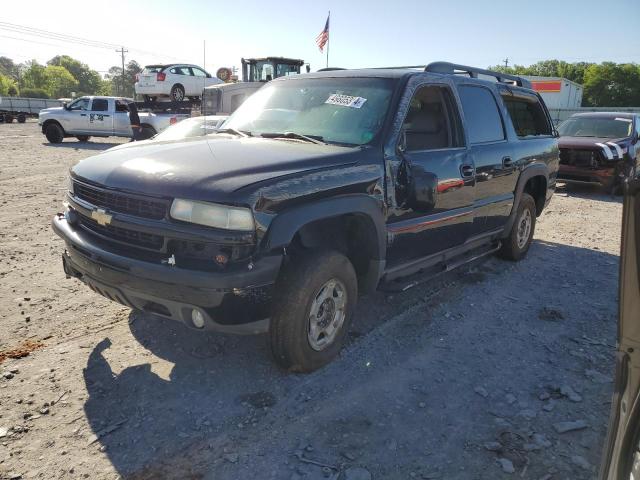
<box><xmin>460</xmin><ymin>164</ymin><xmax>475</xmax><ymax>177</ymax></box>
<box><xmin>80</xmin><ymin>114</ymin><xmax>87</xmax><ymax>117</ymax></box>
<box><xmin>502</xmin><ymin>156</ymin><xmax>513</xmax><ymax>168</ymax></box>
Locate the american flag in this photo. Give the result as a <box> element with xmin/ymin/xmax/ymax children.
<box><xmin>316</xmin><ymin>15</ymin><xmax>330</xmax><ymax>52</ymax></box>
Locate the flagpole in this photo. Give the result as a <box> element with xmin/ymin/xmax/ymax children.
<box><xmin>326</xmin><ymin>10</ymin><xmax>330</xmax><ymax>68</ymax></box>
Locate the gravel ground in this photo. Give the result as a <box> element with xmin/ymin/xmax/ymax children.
<box><xmin>0</xmin><ymin>120</ymin><xmax>622</xmax><ymax>480</ymax></box>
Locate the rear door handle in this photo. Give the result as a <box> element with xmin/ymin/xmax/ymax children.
<box><xmin>80</xmin><ymin>114</ymin><xmax>87</xmax><ymax>117</ymax></box>
<box><xmin>502</xmin><ymin>156</ymin><xmax>513</xmax><ymax>168</ymax></box>
<box><xmin>460</xmin><ymin>164</ymin><xmax>475</xmax><ymax>177</ymax></box>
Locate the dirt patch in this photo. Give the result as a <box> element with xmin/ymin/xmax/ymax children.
<box><xmin>0</xmin><ymin>339</ymin><xmax>44</xmax><ymax>364</ymax></box>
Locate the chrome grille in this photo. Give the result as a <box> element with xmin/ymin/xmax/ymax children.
<box><xmin>73</xmin><ymin>181</ymin><xmax>168</xmax><ymax>220</ymax></box>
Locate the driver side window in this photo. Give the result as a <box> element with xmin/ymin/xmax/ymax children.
<box><xmin>401</xmin><ymin>86</ymin><xmax>462</xmax><ymax>152</ymax></box>
<box><xmin>69</xmin><ymin>98</ymin><xmax>89</xmax><ymax>111</ymax></box>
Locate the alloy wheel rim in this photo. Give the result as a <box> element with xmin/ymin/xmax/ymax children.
<box><xmin>516</xmin><ymin>209</ymin><xmax>532</xmax><ymax>249</ymax></box>
<box><xmin>307</xmin><ymin>278</ymin><xmax>347</xmax><ymax>351</ymax></box>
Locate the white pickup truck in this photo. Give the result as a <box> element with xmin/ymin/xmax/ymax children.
<box><xmin>38</xmin><ymin>96</ymin><xmax>189</xmax><ymax>143</ymax></box>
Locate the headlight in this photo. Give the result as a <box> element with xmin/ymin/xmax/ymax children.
<box><xmin>170</xmin><ymin>199</ymin><xmax>254</xmax><ymax>231</ymax></box>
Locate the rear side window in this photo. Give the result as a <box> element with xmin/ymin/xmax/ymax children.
<box><xmin>91</xmin><ymin>99</ymin><xmax>108</xmax><ymax>112</ymax></box>
<box><xmin>170</xmin><ymin>67</ymin><xmax>191</xmax><ymax>75</ymax></box>
<box><xmin>458</xmin><ymin>85</ymin><xmax>505</xmax><ymax>144</ymax></box>
<box><xmin>502</xmin><ymin>93</ymin><xmax>552</xmax><ymax>137</ymax></box>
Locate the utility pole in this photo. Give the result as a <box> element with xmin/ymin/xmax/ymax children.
<box><xmin>116</xmin><ymin>47</ymin><xmax>128</xmax><ymax>96</ymax></box>
<box><xmin>503</xmin><ymin>57</ymin><xmax>509</xmax><ymax>68</ymax></box>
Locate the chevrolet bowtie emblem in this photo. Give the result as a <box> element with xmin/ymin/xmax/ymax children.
<box><xmin>91</xmin><ymin>208</ymin><xmax>112</xmax><ymax>226</ymax></box>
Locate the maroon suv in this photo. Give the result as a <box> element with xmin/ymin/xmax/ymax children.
<box><xmin>557</xmin><ymin>112</ymin><xmax>639</xmax><ymax>191</ymax></box>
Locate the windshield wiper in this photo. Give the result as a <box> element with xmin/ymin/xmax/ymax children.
<box><xmin>261</xmin><ymin>132</ymin><xmax>326</xmax><ymax>145</ymax></box>
<box><xmin>216</xmin><ymin>128</ymin><xmax>251</xmax><ymax>137</ymax></box>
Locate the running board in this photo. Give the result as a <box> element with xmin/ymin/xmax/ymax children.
<box><xmin>379</xmin><ymin>241</ymin><xmax>501</xmax><ymax>293</ymax></box>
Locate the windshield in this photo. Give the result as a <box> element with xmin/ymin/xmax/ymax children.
<box><xmin>558</xmin><ymin>116</ymin><xmax>633</xmax><ymax>138</ymax></box>
<box><xmin>153</xmin><ymin>117</ymin><xmax>224</xmax><ymax>141</ymax></box>
<box><xmin>222</xmin><ymin>77</ymin><xmax>396</xmax><ymax>145</ymax></box>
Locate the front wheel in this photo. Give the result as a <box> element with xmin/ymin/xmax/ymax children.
<box><xmin>270</xmin><ymin>250</ymin><xmax>358</xmax><ymax>373</ymax></box>
<box><xmin>76</xmin><ymin>135</ymin><xmax>90</xmax><ymax>142</ymax></box>
<box><xmin>498</xmin><ymin>192</ymin><xmax>536</xmax><ymax>261</ymax></box>
<box><xmin>45</xmin><ymin>123</ymin><xmax>64</xmax><ymax>143</ymax></box>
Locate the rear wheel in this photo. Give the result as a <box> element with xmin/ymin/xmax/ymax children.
<box><xmin>140</xmin><ymin>125</ymin><xmax>156</xmax><ymax>140</ymax></box>
<box><xmin>17</xmin><ymin>113</ymin><xmax>26</xmax><ymax>123</ymax></box>
<box><xmin>76</xmin><ymin>135</ymin><xmax>90</xmax><ymax>142</ymax></box>
<box><xmin>170</xmin><ymin>84</ymin><xmax>185</xmax><ymax>102</ymax></box>
<box><xmin>270</xmin><ymin>250</ymin><xmax>358</xmax><ymax>373</ymax></box>
<box><xmin>498</xmin><ymin>192</ymin><xmax>536</xmax><ymax>261</ymax></box>
<box><xmin>4</xmin><ymin>114</ymin><xmax>14</xmax><ymax>123</ymax></box>
<box><xmin>143</xmin><ymin>95</ymin><xmax>157</xmax><ymax>103</ymax></box>
<box><xmin>45</xmin><ymin>123</ymin><xmax>64</xmax><ymax>143</ymax></box>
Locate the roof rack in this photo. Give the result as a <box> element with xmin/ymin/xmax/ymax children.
<box><xmin>425</xmin><ymin>62</ymin><xmax>532</xmax><ymax>89</ymax></box>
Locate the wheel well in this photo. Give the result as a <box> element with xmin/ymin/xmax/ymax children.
<box><xmin>140</xmin><ymin>123</ymin><xmax>156</xmax><ymax>133</ymax></box>
<box><xmin>523</xmin><ymin>175</ymin><xmax>547</xmax><ymax>216</ymax></box>
<box><xmin>291</xmin><ymin>214</ymin><xmax>380</xmax><ymax>292</ymax></box>
<box><xmin>171</xmin><ymin>83</ymin><xmax>184</xmax><ymax>91</ymax></box>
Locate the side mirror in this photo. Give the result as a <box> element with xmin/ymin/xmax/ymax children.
<box><xmin>632</xmin><ymin>131</ymin><xmax>639</xmax><ymax>144</ymax></box>
<box><xmin>206</xmin><ymin>73</ymin><xmax>211</xmax><ymax>78</ymax></box>
<box><xmin>407</xmin><ymin>164</ymin><xmax>437</xmax><ymax>212</ymax></box>
<box><xmin>306</xmin><ymin>65</ymin><xmax>311</xmax><ymax>73</ymax></box>
<box><xmin>63</xmin><ymin>102</ymin><xmax>69</xmax><ymax>110</ymax></box>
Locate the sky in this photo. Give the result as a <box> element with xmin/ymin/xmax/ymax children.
<box><xmin>1</xmin><ymin>0</ymin><xmax>639</xmax><ymax>76</ymax></box>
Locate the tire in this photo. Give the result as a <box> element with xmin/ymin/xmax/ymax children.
<box><xmin>143</xmin><ymin>95</ymin><xmax>157</xmax><ymax>103</ymax></box>
<box><xmin>140</xmin><ymin>125</ymin><xmax>156</xmax><ymax>140</ymax></box>
<box><xmin>76</xmin><ymin>135</ymin><xmax>90</xmax><ymax>142</ymax></box>
<box><xmin>498</xmin><ymin>192</ymin><xmax>536</xmax><ymax>261</ymax></box>
<box><xmin>270</xmin><ymin>250</ymin><xmax>358</xmax><ymax>373</ymax></box>
<box><xmin>4</xmin><ymin>114</ymin><xmax>14</xmax><ymax>123</ymax></box>
<box><xmin>45</xmin><ymin>123</ymin><xmax>64</xmax><ymax>144</ymax></box>
<box><xmin>17</xmin><ymin>113</ymin><xmax>26</xmax><ymax>123</ymax></box>
<box><xmin>170</xmin><ymin>84</ymin><xmax>185</xmax><ymax>102</ymax></box>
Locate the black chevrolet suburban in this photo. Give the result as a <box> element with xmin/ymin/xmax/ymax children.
<box><xmin>52</xmin><ymin>62</ymin><xmax>559</xmax><ymax>372</ymax></box>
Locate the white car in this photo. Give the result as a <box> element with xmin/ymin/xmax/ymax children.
<box><xmin>135</xmin><ymin>64</ymin><xmax>223</xmax><ymax>102</ymax></box>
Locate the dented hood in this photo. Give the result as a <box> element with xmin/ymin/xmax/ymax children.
<box><xmin>71</xmin><ymin>135</ymin><xmax>358</xmax><ymax>202</ymax></box>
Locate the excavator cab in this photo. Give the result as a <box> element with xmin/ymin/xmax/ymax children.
<box><xmin>241</xmin><ymin>57</ymin><xmax>307</xmax><ymax>83</ymax></box>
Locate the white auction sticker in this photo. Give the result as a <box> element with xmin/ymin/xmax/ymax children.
<box><xmin>325</xmin><ymin>94</ymin><xmax>367</xmax><ymax>109</ymax></box>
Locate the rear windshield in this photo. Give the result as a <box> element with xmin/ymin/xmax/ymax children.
<box><xmin>558</xmin><ymin>116</ymin><xmax>633</xmax><ymax>138</ymax></box>
<box><xmin>142</xmin><ymin>65</ymin><xmax>165</xmax><ymax>74</ymax></box>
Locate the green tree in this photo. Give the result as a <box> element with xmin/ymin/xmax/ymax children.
<box><xmin>583</xmin><ymin>63</ymin><xmax>640</xmax><ymax>107</ymax></box>
<box><xmin>105</xmin><ymin>60</ymin><xmax>142</xmax><ymax>97</ymax></box>
<box><xmin>0</xmin><ymin>73</ymin><xmax>19</xmax><ymax>96</ymax></box>
<box><xmin>47</xmin><ymin>55</ymin><xmax>103</xmax><ymax>95</ymax></box>
<box><xmin>21</xmin><ymin>60</ymin><xmax>48</xmax><ymax>90</ymax></box>
<box><xmin>0</xmin><ymin>56</ymin><xmax>19</xmax><ymax>80</ymax></box>
<box><xmin>43</xmin><ymin>65</ymin><xmax>79</xmax><ymax>98</ymax></box>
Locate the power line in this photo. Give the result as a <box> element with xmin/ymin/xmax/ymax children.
<box><xmin>0</xmin><ymin>21</ymin><xmax>180</xmax><ymax>62</ymax></box>
<box><xmin>0</xmin><ymin>21</ymin><xmax>119</xmax><ymax>49</ymax></box>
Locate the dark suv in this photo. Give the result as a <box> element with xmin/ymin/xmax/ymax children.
<box><xmin>52</xmin><ymin>62</ymin><xmax>559</xmax><ymax>372</ymax></box>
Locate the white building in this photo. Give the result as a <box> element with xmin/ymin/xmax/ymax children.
<box><xmin>523</xmin><ymin>76</ymin><xmax>583</xmax><ymax>110</ymax></box>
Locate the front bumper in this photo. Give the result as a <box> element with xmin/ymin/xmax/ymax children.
<box><xmin>52</xmin><ymin>214</ymin><xmax>282</xmax><ymax>334</ymax></box>
<box><xmin>558</xmin><ymin>164</ymin><xmax>617</xmax><ymax>187</ymax></box>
